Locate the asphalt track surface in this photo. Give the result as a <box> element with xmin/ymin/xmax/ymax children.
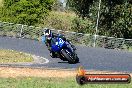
<box><xmin>0</xmin><ymin>37</ymin><xmax>132</xmax><ymax>72</ymax></box>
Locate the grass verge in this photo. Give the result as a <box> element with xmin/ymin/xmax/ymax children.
<box><xmin>0</xmin><ymin>49</ymin><xmax>33</xmax><ymax>63</ymax></box>
<box><xmin>0</xmin><ymin>67</ymin><xmax>132</xmax><ymax>88</ymax></box>
<box><xmin>0</xmin><ymin>77</ymin><xmax>131</xmax><ymax>88</ymax></box>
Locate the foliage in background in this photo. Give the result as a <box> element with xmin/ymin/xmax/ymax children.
<box><xmin>0</xmin><ymin>0</ymin><xmax>55</xmax><ymax>25</ymax></box>
<box><xmin>0</xmin><ymin>0</ymin><xmax>3</xmax><ymax>7</ymax></box>
<box><xmin>71</xmin><ymin>17</ymin><xmax>94</xmax><ymax>34</ymax></box>
<box><xmin>98</xmin><ymin>0</ymin><xmax>132</xmax><ymax>38</ymax></box>
<box><xmin>66</xmin><ymin>0</ymin><xmax>132</xmax><ymax>39</ymax></box>
<box><xmin>0</xmin><ymin>0</ymin><xmax>131</xmax><ymax>39</ymax></box>
<box><xmin>40</xmin><ymin>11</ymin><xmax>75</xmax><ymax>31</ymax></box>
<box><xmin>40</xmin><ymin>11</ymin><xmax>94</xmax><ymax>34</ymax></box>
<box><xmin>52</xmin><ymin>0</ymin><xmax>64</xmax><ymax>11</ymax></box>
<box><xmin>66</xmin><ymin>0</ymin><xmax>94</xmax><ymax>19</ymax></box>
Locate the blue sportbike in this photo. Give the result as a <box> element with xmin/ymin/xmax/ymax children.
<box><xmin>51</xmin><ymin>37</ymin><xmax>79</xmax><ymax>64</ymax></box>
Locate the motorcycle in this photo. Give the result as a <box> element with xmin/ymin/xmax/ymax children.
<box><xmin>51</xmin><ymin>37</ymin><xmax>79</xmax><ymax>64</ymax></box>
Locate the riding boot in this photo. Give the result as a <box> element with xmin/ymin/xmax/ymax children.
<box><xmin>50</xmin><ymin>51</ymin><xmax>57</xmax><ymax>58</ymax></box>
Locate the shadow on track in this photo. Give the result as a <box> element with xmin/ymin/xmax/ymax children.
<box><xmin>58</xmin><ymin>61</ymin><xmax>80</xmax><ymax>64</ymax></box>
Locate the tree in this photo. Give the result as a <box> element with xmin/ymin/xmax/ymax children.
<box><xmin>52</xmin><ymin>0</ymin><xmax>64</xmax><ymax>11</ymax></box>
<box><xmin>67</xmin><ymin>0</ymin><xmax>94</xmax><ymax>19</ymax></box>
<box><xmin>99</xmin><ymin>0</ymin><xmax>132</xmax><ymax>38</ymax></box>
<box><xmin>67</xmin><ymin>0</ymin><xmax>132</xmax><ymax>38</ymax></box>
<box><xmin>0</xmin><ymin>0</ymin><xmax>55</xmax><ymax>25</ymax></box>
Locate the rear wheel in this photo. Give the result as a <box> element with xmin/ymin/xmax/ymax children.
<box><xmin>61</xmin><ymin>49</ymin><xmax>78</xmax><ymax>64</ymax></box>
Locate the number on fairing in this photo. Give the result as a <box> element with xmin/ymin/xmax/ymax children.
<box><xmin>59</xmin><ymin>38</ymin><xmax>64</xmax><ymax>45</ymax></box>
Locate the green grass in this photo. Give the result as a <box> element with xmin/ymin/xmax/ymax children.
<box><xmin>0</xmin><ymin>50</ymin><xmax>33</xmax><ymax>63</ymax></box>
<box><xmin>0</xmin><ymin>77</ymin><xmax>131</xmax><ymax>88</ymax></box>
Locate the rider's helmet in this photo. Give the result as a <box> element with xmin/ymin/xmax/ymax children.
<box><xmin>44</xmin><ymin>28</ymin><xmax>52</xmax><ymax>40</ymax></box>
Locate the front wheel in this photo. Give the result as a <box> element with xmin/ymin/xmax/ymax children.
<box><xmin>75</xmin><ymin>55</ymin><xmax>79</xmax><ymax>63</ymax></box>
<box><xmin>61</xmin><ymin>49</ymin><xmax>79</xmax><ymax>64</ymax></box>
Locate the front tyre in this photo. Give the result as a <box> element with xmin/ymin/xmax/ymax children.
<box><xmin>75</xmin><ymin>55</ymin><xmax>79</xmax><ymax>63</ymax></box>
<box><xmin>61</xmin><ymin>49</ymin><xmax>78</xmax><ymax>64</ymax></box>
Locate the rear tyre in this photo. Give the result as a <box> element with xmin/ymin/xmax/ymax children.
<box><xmin>61</xmin><ymin>49</ymin><xmax>77</xmax><ymax>64</ymax></box>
